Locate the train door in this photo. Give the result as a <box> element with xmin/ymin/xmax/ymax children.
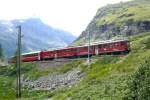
<box><xmin>38</xmin><ymin>52</ymin><xmax>40</xmax><ymax>60</ymax></box>
<box><xmin>77</xmin><ymin>47</ymin><xmax>80</xmax><ymax>58</ymax></box>
<box><xmin>95</xmin><ymin>45</ymin><xmax>99</xmax><ymax>55</ymax></box>
<box><xmin>54</xmin><ymin>51</ymin><xmax>57</xmax><ymax>59</ymax></box>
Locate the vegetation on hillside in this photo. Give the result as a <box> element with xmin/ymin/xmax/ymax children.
<box><xmin>51</xmin><ymin>32</ymin><xmax>150</xmax><ymax>100</ymax></box>
<box><xmin>0</xmin><ymin>65</ymin><xmax>16</xmax><ymax>99</ymax></box>
<box><xmin>1</xmin><ymin>0</ymin><xmax>150</xmax><ymax>99</ymax></box>
<box><xmin>0</xmin><ymin>44</ymin><xmax>3</xmax><ymax>59</ymax></box>
<box><xmin>96</xmin><ymin>0</ymin><xmax>150</xmax><ymax>26</ymax></box>
<box><xmin>0</xmin><ymin>32</ymin><xmax>149</xmax><ymax>100</ymax></box>
<box><xmin>123</xmin><ymin>60</ymin><xmax>150</xmax><ymax>100</ymax></box>
<box><xmin>73</xmin><ymin>0</ymin><xmax>150</xmax><ymax>45</ymax></box>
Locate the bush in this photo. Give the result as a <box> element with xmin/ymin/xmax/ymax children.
<box><xmin>123</xmin><ymin>59</ymin><xmax>150</xmax><ymax>100</ymax></box>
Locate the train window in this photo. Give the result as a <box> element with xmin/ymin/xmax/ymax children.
<box><xmin>89</xmin><ymin>46</ymin><xmax>94</xmax><ymax>50</ymax></box>
<box><xmin>89</xmin><ymin>46</ymin><xmax>92</xmax><ymax>50</ymax></box>
<box><xmin>92</xmin><ymin>46</ymin><xmax>95</xmax><ymax>50</ymax></box>
<box><xmin>65</xmin><ymin>49</ymin><xmax>76</xmax><ymax>52</ymax></box>
<box><xmin>106</xmin><ymin>44</ymin><xmax>109</xmax><ymax>48</ymax></box>
<box><xmin>98</xmin><ymin>45</ymin><xmax>102</xmax><ymax>48</ymax></box>
<box><xmin>102</xmin><ymin>44</ymin><xmax>105</xmax><ymax>48</ymax></box>
<box><xmin>115</xmin><ymin>43</ymin><xmax>119</xmax><ymax>46</ymax></box>
<box><xmin>121</xmin><ymin>42</ymin><xmax>125</xmax><ymax>45</ymax></box>
<box><xmin>103</xmin><ymin>44</ymin><xmax>108</xmax><ymax>48</ymax></box>
<box><xmin>71</xmin><ymin>49</ymin><xmax>77</xmax><ymax>52</ymax></box>
<box><xmin>65</xmin><ymin>49</ymin><xmax>70</xmax><ymax>52</ymax></box>
<box><xmin>110</xmin><ymin>44</ymin><xmax>113</xmax><ymax>48</ymax></box>
<box><xmin>108</xmin><ymin>44</ymin><xmax>110</xmax><ymax>47</ymax></box>
<box><xmin>77</xmin><ymin>48</ymin><xmax>80</xmax><ymax>52</ymax></box>
<box><xmin>84</xmin><ymin>47</ymin><xmax>87</xmax><ymax>50</ymax></box>
<box><xmin>23</xmin><ymin>53</ymin><xmax>38</xmax><ymax>57</ymax></box>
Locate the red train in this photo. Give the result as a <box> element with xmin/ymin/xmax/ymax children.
<box><xmin>11</xmin><ymin>39</ymin><xmax>130</xmax><ymax>62</ymax></box>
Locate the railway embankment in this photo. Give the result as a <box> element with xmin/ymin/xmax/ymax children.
<box><xmin>22</xmin><ymin>69</ymin><xmax>84</xmax><ymax>91</ymax></box>
<box><xmin>35</xmin><ymin>59</ymin><xmax>79</xmax><ymax>70</ymax></box>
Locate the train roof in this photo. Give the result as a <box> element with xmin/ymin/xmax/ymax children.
<box><xmin>43</xmin><ymin>39</ymin><xmax>129</xmax><ymax>52</ymax></box>
<box><xmin>9</xmin><ymin>51</ymin><xmax>40</xmax><ymax>58</ymax></box>
<box><xmin>66</xmin><ymin>39</ymin><xmax>129</xmax><ymax>49</ymax></box>
<box><xmin>21</xmin><ymin>51</ymin><xmax>40</xmax><ymax>55</ymax></box>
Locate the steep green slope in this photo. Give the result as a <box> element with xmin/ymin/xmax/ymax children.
<box><xmin>96</xmin><ymin>0</ymin><xmax>150</xmax><ymax>26</ymax></box>
<box><xmin>73</xmin><ymin>0</ymin><xmax>150</xmax><ymax>45</ymax></box>
<box><xmin>0</xmin><ymin>65</ymin><xmax>16</xmax><ymax>100</ymax></box>
<box><xmin>0</xmin><ymin>32</ymin><xmax>150</xmax><ymax>99</ymax></box>
<box><xmin>0</xmin><ymin>60</ymin><xmax>84</xmax><ymax>99</ymax></box>
<box><xmin>52</xmin><ymin>32</ymin><xmax>150</xmax><ymax>100</ymax></box>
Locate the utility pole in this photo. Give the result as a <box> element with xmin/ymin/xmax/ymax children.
<box><xmin>123</xmin><ymin>25</ymin><xmax>128</xmax><ymax>40</ymax></box>
<box><xmin>16</xmin><ymin>25</ymin><xmax>22</xmax><ymax>98</ymax></box>
<box><xmin>87</xmin><ymin>30</ymin><xmax>90</xmax><ymax>66</ymax></box>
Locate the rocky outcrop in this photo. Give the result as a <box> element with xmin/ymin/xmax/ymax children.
<box><xmin>22</xmin><ymin>69</ymin><xmax>84</xmax><ymax>91</ymax></box>
<box><xmin>78</xmin><ymin>20</ymin><xmax>150</xmax><ymax>42</ymax></box>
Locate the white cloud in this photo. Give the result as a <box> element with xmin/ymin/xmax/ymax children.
<box><xmin>0</xmin><ymin>0</ymin><xmax>131</xmax><ymax>36</ymax></box>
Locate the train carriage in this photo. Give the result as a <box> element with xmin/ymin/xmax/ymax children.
<box><xmin>75</xmin><ymin>45</ymin><xmax>95</xmax><ymax>57</ymax></box>
<box><xmin>21</xmin><ymin>51</ymin><xmax>40</xmax><ymax>62</ymax></box>
<box><xmin>56</xmin><ymin>47</ymin><xmax>77</xmax><ymax>58</ymax></box>
<box><xmin>40</xmin><ymin>50</ymin><xmax>56</xmax><ymax>60</ymax></box>
<box><xmin>9</xmin><ymin>39</ymin><xmax>130</xmax><ymax>62</ymax></box>
<box><xmin>97</xmin><ymin>39</ymin><xmax>130</xmax><ymax>55</ymax></box>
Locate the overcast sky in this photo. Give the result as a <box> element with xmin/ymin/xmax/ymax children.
<box><xmin>0</xmin><ymin>0</ymin><xmax>131</xmax><ymax>36</ymax></box>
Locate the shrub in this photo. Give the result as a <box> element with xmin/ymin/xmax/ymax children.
<box><xmin>123</xmin><ymin>59</ymin><xmax>150</xmax><ymax>100</ymax></box>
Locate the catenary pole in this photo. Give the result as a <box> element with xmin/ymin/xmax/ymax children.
<box><xmin>87</xmin><ymin>30</ymin><xmax>90</xmax><ymax>66</ymax></box>
<box><xmin>16</xmin><ymin>25</ymin><xmax>21</xmax><ymax>98</ymax></box>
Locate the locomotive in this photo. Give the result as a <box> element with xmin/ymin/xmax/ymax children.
<box><xmin>10</xmin><ymin>39</ymin><xmax>130</xmax><ymax>62</ymax></box>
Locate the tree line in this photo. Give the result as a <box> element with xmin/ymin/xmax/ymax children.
<box><xmin>0</xmin><ymin>43</ymin><xmax>3</xmax><ymax>59</ymax></box>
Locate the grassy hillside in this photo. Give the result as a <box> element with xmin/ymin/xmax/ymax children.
<box><xmin>0</xmin><ymin>65</ymin><xmax>16</xmax><ymax>100</ymax></box>
<box><xmin>96</xmin><ymin>0</ymin><xmax>150</xmax><ymax>26</ymax></box>
<box><xmin>0</xmin><ymin>32</ymin><xmax>149</xmax><ymax>100</ymax></box>
<box><xmin>51</xmin><ymin>32</ymin><xmax>150</xmax><ymax>100</ymax></box>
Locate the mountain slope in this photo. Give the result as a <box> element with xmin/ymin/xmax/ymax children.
<box><xmin>73</xmin><ymin>0</ymin><xmax>150</xmax><ymax>45</ymax></box>
<box><xmin>0</xmin><ymin>18</ymin><xmax>76</xmax><ymax>57</ymax></box>
<box><xmin>51</xmin><ymin>32</ymin><xmax>150</xmax><ymax>100</ymax></box>
<box><xmin>0</xmin><ymin>32</ymin><xmax>150</xmax><ymax>100</ymax></box>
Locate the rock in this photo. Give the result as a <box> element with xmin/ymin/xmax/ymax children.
<box><xmin>22</xmin><ymin>69</ymin><xmax>84</xmax><ymax>91</ymax></box>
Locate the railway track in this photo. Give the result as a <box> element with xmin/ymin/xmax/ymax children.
<box><xmin>21</xmin><ymin>54</ymin><xmax>128</xmax><ymax>70</ymax></box>
<box><xmin>33</xmin><ymin>54</ymin><xmax>126</xmax><ymax>65</ymax></box>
